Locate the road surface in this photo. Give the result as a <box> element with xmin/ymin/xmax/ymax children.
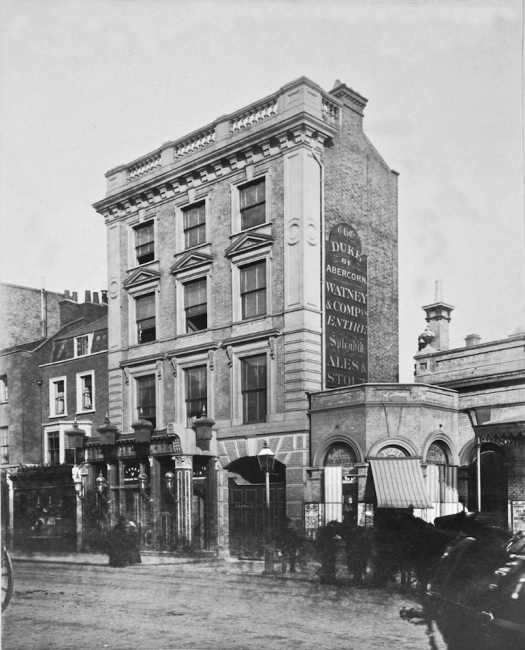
<box><xmin>2</xmin><ymin>560</ymin><xmax>430</xmax><ymax>650</ymax></box>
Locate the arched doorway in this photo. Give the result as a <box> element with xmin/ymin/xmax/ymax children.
<box><xmin>227</xmin><ymin>456</ymin><xmax>286</xmax><ymax>559</ymax></box>
<box><xmin>468</xmin><ymin>443</ymin><xmax>508</xmax><ymax>528</ymax></box>
<box><xmin>324</xmin><ymin>441</ymin><xmax>358</xmax><ymax>525</ymax></box>
<box><xmin>425</xmin><ymin>441</ymin><xmax>460</xmax><ymax>520</ymax></box>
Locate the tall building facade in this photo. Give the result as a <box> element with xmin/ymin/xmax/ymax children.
<box><xmin>92</xmin><ymin>77</ymin><xmax>399</xmax><ymax>557</ymax></box>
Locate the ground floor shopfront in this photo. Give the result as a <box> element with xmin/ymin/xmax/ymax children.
<box><xmin>5</xmin><ymin>386</ymin><xmax>524</xmax><ymax>555</ymax></box>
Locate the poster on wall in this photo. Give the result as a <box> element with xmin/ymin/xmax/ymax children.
<box><xmin>511</xmin><ymin>500</ymin><xmax>525</xmax><ymax>533</ymax></box>
<box><xmin>324</xmin><ymin>223</ymin><xmax>368</xmax><ymax>388</ymax></box>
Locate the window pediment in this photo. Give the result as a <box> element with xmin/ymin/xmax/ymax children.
<box><xmin>225</xmin><ymin>232</ymin><xmax>274</xmax><ymax>259</ymax></box>
<box><xmin>170</xmin><ymin>251</ymin><xmax>213</xmax><ymax>277</ymax></box>
<box><xmin>124</xmin><ymin>268</ymin><xmax>162</xmax><ymax>290</ymax></box>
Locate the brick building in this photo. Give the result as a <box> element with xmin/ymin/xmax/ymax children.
<box><xmin>414</xmin><ymin>288</ymin><xmax>525</xmax><ymax>530</ymax></box>
<box><xmin>91</xmin><ymin>76</ymin><xmax>399</xmax><ymax>557</ymax></box>
<box><xmin>0</xmin><ymin>287</ymin><xmax>108</xmax><ymax>551</ymax></box>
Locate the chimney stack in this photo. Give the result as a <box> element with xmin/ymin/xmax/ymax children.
<box><xmin>421</xmin><ymin>280</ymin><xmax>454</xmax><ymax>351</ymax></box>
<box><xmin>465</xmin><ymin>334</ymin><xmax>481</xmax><ymax>347</ymax></box>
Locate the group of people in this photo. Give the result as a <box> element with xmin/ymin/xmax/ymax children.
<box><xmin>107</xmin><ymin>517</ymin><xmax>142</xmax><ymax>567</ymax></box>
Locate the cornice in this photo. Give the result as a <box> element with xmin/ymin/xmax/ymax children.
<box><xmin>93</xmin><ymin>114</ymin><xmax>335</xmax><ymax>220</ymax></box>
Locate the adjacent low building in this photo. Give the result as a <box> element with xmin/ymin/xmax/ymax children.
<box><xmin>1</xmin><ymin>288</ymin><xmax>108</xmax><ymax>551</ymax></box>
<box><xmin>414</xmin><ymin>287</ymin><xmax>525</xmax><ymax>530</ymax></box>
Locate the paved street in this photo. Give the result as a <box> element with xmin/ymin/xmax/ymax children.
<box><xmin>2</xmin><ymin>560</ymin><xmax>429</xmax><ymax>650</ymax></box>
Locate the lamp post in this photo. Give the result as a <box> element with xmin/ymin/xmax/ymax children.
<box><xmin>257</xmin><ymin>441</ymin><xmax>276</xmax><ymax>574</ymax></box>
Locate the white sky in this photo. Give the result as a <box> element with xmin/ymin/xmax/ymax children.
<box><xmin>1</xmin><ymin>0</ymin><xmax>524</xmax><ymax>381</ymax></box>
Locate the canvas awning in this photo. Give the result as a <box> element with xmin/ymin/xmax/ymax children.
<box><xmin>366</xmin><ymin>458</ymin><xmax>432</xmax><ymax>509</ymax></box>
<box><xmin>474</xmin><ymin>412</ymin><xmax>525</xmax><ymax>445</ymax></box>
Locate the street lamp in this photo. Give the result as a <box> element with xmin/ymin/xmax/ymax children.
<box><xmin>192</xmin><ymin>407</ymin><xmax>215</xmax><ymax>452</ymax></box>
<box><xmin>97</xmin><ymin>414</ymin><xmax>118</xmax><ymax>456</ymax></box>
<box><xmin>165</xmin><ymin>471</ymin><xmax>175</xmax><ymax>494</ymax></box>
<box><xmin>65</xmin><ymin>419</ymin><xmax>86</xmax><ymax>466</ymax></box>
<box><xmin>257</xmin><ymin>441</ymin><xmax>276</xmax><ymax>574</ymax></box>
<box><xmin>132</xmin><ymin>409</ymin><xmax>153</xmax><ymax>457</ymax></box>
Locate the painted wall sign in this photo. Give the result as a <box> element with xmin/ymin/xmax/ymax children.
<box><xmin>324</xmin><ymin>223</ymin><xmax>368</xmax><ymax>388</ymax></box>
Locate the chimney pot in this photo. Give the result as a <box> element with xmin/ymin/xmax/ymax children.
<box><xmin>93</xmin><ymin>292</ymin><xmax>99</xmax><ymax>304</ymax></box>
<box><xmin>101</xmin><ymin>290</ymin><xmax>108</xmax><ymax>304</ymax></box>
<box><xmin>64</xmin><ymin>290</ymin><xmax>70</xmax><ymax>299</ymax></box>
<box><xmin>72</xmin><ymin>292</ymin><xmax>78</xmax><ymax>302</ymax></box>
<box><xmin>85</xmin><ymin>290</ymin><xmax>91</xmax><ymax>303</ymax></box>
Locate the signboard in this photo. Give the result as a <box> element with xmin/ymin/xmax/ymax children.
<box><xmin>324</xmin><ymin>223</ymin><xmax>368</xmax><ymax>388</ymax></box>
<box><xmin>511</xmin><ymin>500</ymin><xmax>525</xmax><ymax>534</ymax></box>
<box><xmin>304</xmin><ymin>503</ymin><xmax>325</xmax><ymax>540</ymax></box>
<box><xmin>325</xmin><ymin>443</ymin><xmax>356</xmax><ymax>469</ymax></box>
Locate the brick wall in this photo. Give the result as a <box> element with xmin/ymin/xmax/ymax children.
<box><xmin>323</xmin><ymin>103</ymin><xmax>399</xmax><ymax>383</ymax></box>
<box><xmin>0</xmin><ymin>283</ymin><xmax>64</xmax><ymax>350</ymax></box>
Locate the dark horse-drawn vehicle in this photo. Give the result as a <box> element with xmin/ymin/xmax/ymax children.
<box><xmin>396</xmin><ymin>511</ymin><xmax>525</xmax><ymax>649</ymax></box>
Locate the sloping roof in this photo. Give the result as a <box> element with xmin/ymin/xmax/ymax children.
<box><xmin>484</xmin><ymin>412</ymin><xmax>525</xmax><ymax>426</ymax></box>
<box><xmin>367</xmin><ymin>458</ymin><xmax>432</xmax><ymax>509</ymax></box>
<box><xmin>53</xmin><ymin>315</ymin><xmax>108</xmax><ymax>341</ymax></box>
<box><xmin>0</xmin><ymin>338</ymin><xmax>46</xmax><ymax>356</ymax></box>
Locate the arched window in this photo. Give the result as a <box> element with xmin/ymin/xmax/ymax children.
<box><xmin>377</xmin><ymin>445</ymin><xmax>408</xmax><ymax>458</ymax></box>
<box><xmin>425</xmin><ymin>441</ymin><xmax>459</xmax><ymax>521</ymax></box>
<box><xmin>324</xmin><ymin>442</ymin><xmax>357</xmax><ymax>469</ymax></box>
<box><xmin>427</xmin><ymin>442</ymin><xmax>448</xmax><ymax>465</ymax></box>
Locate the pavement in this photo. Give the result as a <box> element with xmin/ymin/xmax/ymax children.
<box><xmin>8</xmin><ymin>549</ymin><xmax>321</xmax><ymax>581</ymax></box>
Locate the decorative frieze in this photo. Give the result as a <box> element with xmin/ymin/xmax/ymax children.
<box><xmin>230</xmin><ymin>98</ymin><xmax>278</xmax><ymax>134</ymax></box>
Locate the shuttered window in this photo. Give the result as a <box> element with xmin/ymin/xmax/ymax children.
<box><xmin>241</xmin><ymin>355</ymin><xmax>267</xmax><ymax>424</ymax></box>
<box><xmin>240</xmin><ymin>178</ymin><xmax>265</xmax><ymax>230</ymax></box>
<box><xmin>240</xmin><ymin>261</ymin><xmax>266</xmax><ymax>320</ymax></box>
<box><xmin>136</xmin><ymin>293</ymin><xmax>156</xmax><ymax>343</ymax></box>
<box><xmin>185</xmin><ymin>366</ymin><xmax>207</xmax><ymax>422</ymax></box>
<box><xmin>135</xmin><ymin>221</ymin><xmax>155</xmax><ymax>265</ymax></box>
<box><xmin>183</xmin><ymin>202</ymin><xmax>206</xmax><ymax>249</ymax></box>
<box><xmin>137</xmin><ymin>375</ymin><xmax>156</xmax><ymax>429</ymax></box>
<box><xmin>184</xmin><ymin>278</ymin><xmax>207</xmax><ymax>332</ymax></box>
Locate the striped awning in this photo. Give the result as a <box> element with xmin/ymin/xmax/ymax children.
<box><xmin>367</xmin><ymin>458</ymin><xmax>432</xmax><ymax>509</ymax></box>
<box><xmin>474</xmin><ymin>412</ymin><xmax>525</xmax><ymax>445</ymax></box>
